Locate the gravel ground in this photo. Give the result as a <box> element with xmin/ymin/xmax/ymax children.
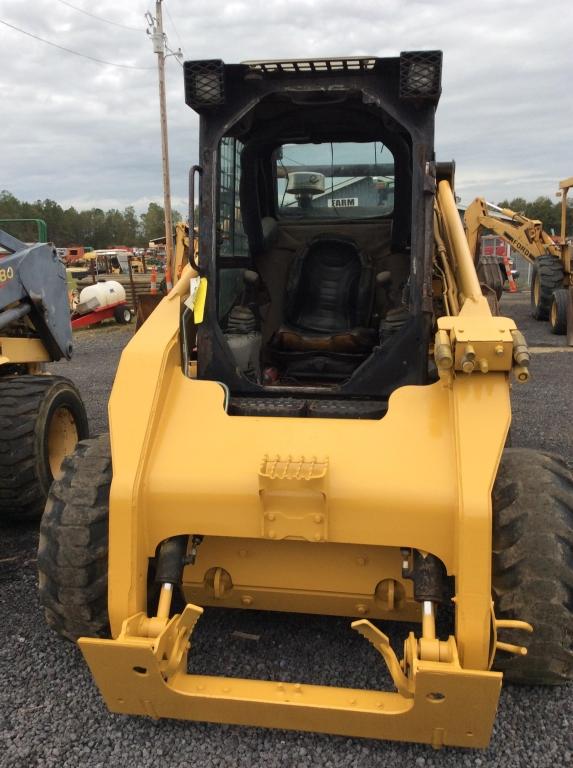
<box><xmin>503</xmin><ymin>293</ymin><xmax>572</xmax><ymax>466</ymax></box>
<box><xmin>1</xmin><ymin>299</ymin><xmax>572</xmax><ymax>768</ymax></box>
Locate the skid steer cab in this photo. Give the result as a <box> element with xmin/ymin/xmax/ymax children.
<box><xmin>39</xmin><ymin>53</ymin><xmax>573</xmax><ymax>749</ymax></box>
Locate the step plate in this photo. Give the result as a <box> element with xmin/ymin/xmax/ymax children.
<box><xmin>228</xmin><ymin>397</ymin><xmax>386</xmax><ymax>419</ymax></box>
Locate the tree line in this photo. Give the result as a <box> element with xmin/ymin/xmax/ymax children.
<box><xmin>0</xmin><ymin>191</ymin><xmax>181</xmax><ymax>249</ymax></box>
<box><xmin>496</xmin><ymin>195</ymin><xmax>571</xmax><ymax>236</ymax></box>
<box><xmin>1</xmin><ymin>189</ymin><xmax>569</xmax><ymax>249</ymax></box>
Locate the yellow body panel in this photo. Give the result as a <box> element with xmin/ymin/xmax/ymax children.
<box><xmin>79</xmin><ymin>180</ymin><xmax>529</xmax><ymax>748</ymax></box>
<box><xmin>107</xmin><ymin>289</ymin><xmax>510</xmax><ymax>665</ymax></box>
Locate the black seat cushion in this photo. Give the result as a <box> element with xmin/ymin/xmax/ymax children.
<box><xmin>269</xmin><ymin>237</ymin><xmax>376</xmax><ymax>380</ymax></box>
<box><xmin>284</xmin><ymin>237</ymin><xmax>372</xmax><ymax>333</ymax></box>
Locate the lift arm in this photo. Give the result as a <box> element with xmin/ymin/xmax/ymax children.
<box><xmin>463</xmin><ymin>197</ymin><xmax>560</xmax><ymax>265</ymax></box>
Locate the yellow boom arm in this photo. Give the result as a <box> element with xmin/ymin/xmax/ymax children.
<box><xmin>463</xmin><ymin>197</ymin><xmax>559</xmax><ymax>265</ymax></box>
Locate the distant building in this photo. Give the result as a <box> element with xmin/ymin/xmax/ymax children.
<box><xmin>311</xmin><ymin>176</ymin><xmax>394</xmax><ymax>212</ymax></box>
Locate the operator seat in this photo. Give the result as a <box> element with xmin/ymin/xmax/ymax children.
<box><xmin>269</xmin><ymin>236</ymin><xmax>378</xmax><ymax>380</ymax></box>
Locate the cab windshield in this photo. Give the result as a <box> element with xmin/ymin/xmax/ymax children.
<box><xmin>276</xmin><ymin>141</ymin><xmax>394</xmax><ymax>220</ymax></box>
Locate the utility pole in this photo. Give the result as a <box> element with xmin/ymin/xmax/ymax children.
<box><xmin>147</xmin><ymin>1</ymin><xmax>174</xmax><ymax>289</ymax></box>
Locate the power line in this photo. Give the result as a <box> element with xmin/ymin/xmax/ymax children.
<box><xmin>0</xmin><ymin>17</ymin><xmax>153</xmax><ymax>70</ymax></box>
<box><xmin>166</xmin><ymin>45</ymin><xmax>184</xmax><ymax>67</ymax></box>
<box><xmin>55</xmin><ymin>0</ymin><xmax>143</xmax><ymax>33</ymax></box>
<box><xmin>164</xmin><ymin>0</ymin><xmax>184</xmax><ymax>55</ymax></box>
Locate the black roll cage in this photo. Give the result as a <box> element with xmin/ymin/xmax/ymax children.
<box><xmin>183</xmin><ymin>55</ymin><xmax>441</xmax><ymax>403</ymax></box>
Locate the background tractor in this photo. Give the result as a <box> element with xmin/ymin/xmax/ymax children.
<box><xmin>0</xmin><ymin>226</ymin><xmax>88</xmax><ymax>522</ymax></box>
<box><xmin>38</xmin><ymin>53</ymin><xmax>572</xmax><ymax>748</ymax></box>
<box><xmin>464</xmin><ymin>182</ymin><xmax>573</xmax><ymax>336</ymax></box>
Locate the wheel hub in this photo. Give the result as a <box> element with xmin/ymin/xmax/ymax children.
<box><xmin>48</xmin><ymin>406</ymin><xmax>79</xmax><ymax>479</ymax></box>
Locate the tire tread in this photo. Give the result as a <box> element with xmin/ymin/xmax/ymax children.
<box><xmin>531</xmin><ymin>255</ymin><xmax>564</xmax><ymax>320</ymax></box>
<box><xmin>0</xmin><ymin>375</ymin><xmax>88</xmax><ymax>521</ymax></box>
<box><xmin>38</xmin><ymin>435</ymin><xmax>111</xmax><ymax>640</ymax></box>
<box><xmin>492</xmin><ymin>448</ymin><xmax>573</xmax><ymax>684</ymax></box>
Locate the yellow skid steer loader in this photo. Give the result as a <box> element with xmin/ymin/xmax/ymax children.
<box><xmin>38</xmin><ymin>53</ymin><xmax>572</xmax><ymax>748</ymax></box>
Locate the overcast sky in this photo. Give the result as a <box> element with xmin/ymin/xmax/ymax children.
<box><xmin>1</xmin><ymin>0</ymin><xmax>571</xmax><ymax>215</ymax></box>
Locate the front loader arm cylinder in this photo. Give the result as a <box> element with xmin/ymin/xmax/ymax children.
<box><xmin>403</xmin><ymin>550</ymin><xmax>451</xmax><ymax>604</ymax></box>
<box><xmin>153</xmin><ymin>536</ymin><xmax>191</xmax><ymax>622</ymax></box>
<box><xmin>155</xmin><ymin>536</ymin><xmax>190</xmax><ymax>585</ymax></box>
<box><xmin>402</xmin><ymin>550</ymin><xmax>454</xmax><ymax>659</ymax></box>
<box><xmin>0</xmin><ymin>303</ymin><xmax>31</xmax><ymax>330</ymax></box>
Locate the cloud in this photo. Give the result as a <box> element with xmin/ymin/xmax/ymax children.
<box><xmin>1</xmin><ymin>0</ymin><xmax>572</xmax><ymax>215</ymax></box>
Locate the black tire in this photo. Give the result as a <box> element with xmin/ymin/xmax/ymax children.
<box><xmin>114</xmin><ymin>304</ymin><xmax>132</xmax><ymax>324</ymax></box>
<box><xmin>549</xmin><ymin>288</ymin><xmax>568</xmax><ymax>335</ymax></box>
<box><xmin>0</xmin><ymin>375</ymin><xmax>89</xmax><ymax>522</ymax></box>
<box><xmin>530</xmin><ymin>255</ymin><xmax>564</xmax><ymax>321</ymax></box>
<box><xmin>492</xmin><ymin>449</ymin><xmax>573</xmax><ymax>684</ymax></box>
<box><xmin>38</xmin><ymin>435</ymin><xmax>111</xmax><ymax>641</ymax></box>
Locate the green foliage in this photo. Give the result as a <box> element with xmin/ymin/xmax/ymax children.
<box><xmin>0</xmin><ymin>191</ymin><xmax>182</xmax><ymax>248</ymax></box>
<box><xmin>140</xmin><ymin>203</ymin><xmax>182</xmax><ymax>244</ymax></box>
<box><xmin>496</xmin><ymin>195</ymin><xmax>572</xmax><ymax>236</ymax></box>
<box><xmin>140</xmin><ymin>202</ymin><xmax>164</xmax><ymax>244</ymax></box>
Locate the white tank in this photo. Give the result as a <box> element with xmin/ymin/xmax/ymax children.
<box><xmin>78</xmin><ymin>280</ymin><xmax>126</xmax><ymax>309</ymax></box>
